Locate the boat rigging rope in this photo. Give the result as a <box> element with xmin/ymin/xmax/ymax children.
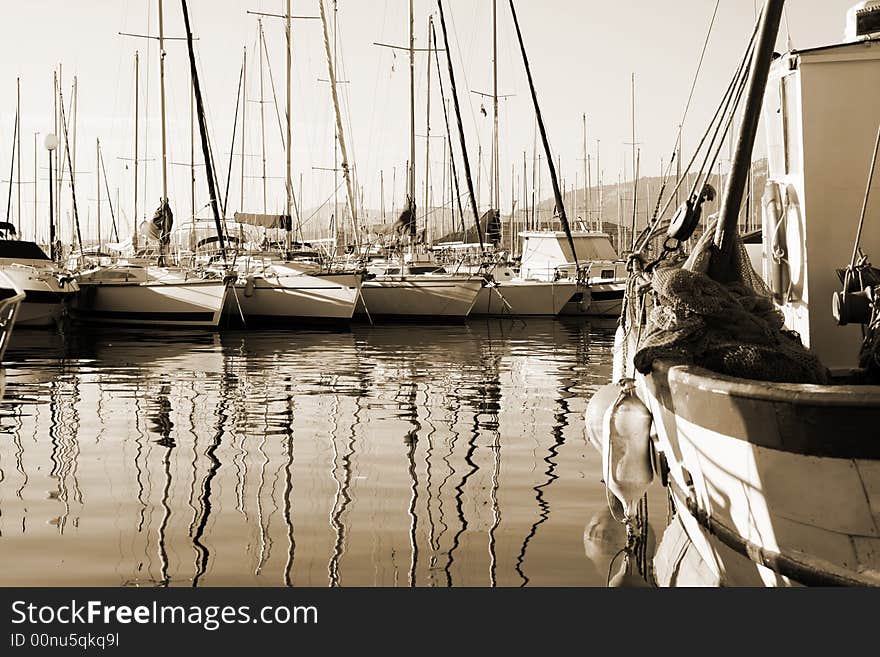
<box><xmin>849</xmin><ymin>119</ymin><xmax>880</xmax><ymax>271</ymax></box>
<box><xmin>632</xmin><ymin>14</ymin><xmax>760</xmax><ymax>256</ymax></box>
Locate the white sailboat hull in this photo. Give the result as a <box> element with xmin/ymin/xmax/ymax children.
<box><xmin>225</xmin><ymin>267</ymin><xmax>361</xmax><ymax>322</ymax></box>
<box><xmin>74</xmin><ymin>268</ymin><xmax>227</xmax><ymax>328</ymax></box>
<box><xmin>358</xmin><ymin>275</ymin><xmax>483</xmax><ymax>319</ymax></box>
<box><xmin>0</xmin><ymin>263</ymin><xmax>78</xmax><ymax>328</ymax></box>
<box><xmin>470</xmin><ymin>279</ymin><xmax>578</xmax><ymax>316</ymax></box>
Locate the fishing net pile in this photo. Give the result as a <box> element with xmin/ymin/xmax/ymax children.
<box><xmin>632</xmin><ymin>224</ymin><xmax>829</xmax><ymax>384</ymax></box>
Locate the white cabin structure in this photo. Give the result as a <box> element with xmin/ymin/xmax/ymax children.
<box><xmin>762</xmin><ymin>28</ymin><xmax>880</xmax><ymax>371</ymax></box>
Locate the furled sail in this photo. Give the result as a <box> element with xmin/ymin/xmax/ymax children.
<box><xmin>143</xmin><ymin>198</ymin><xmax>174</xmax><ymax>244</ymax></box>
<box><xmin>234</xmin><ymin>212</ymin><xmax>292</xmax><ymax>231</ymax></box>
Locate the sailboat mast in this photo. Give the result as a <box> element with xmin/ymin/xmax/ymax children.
<box><xmin>409</xmin><ymin>0</ymin><xmax>416</xmax><ymax>214</ymax></box>
<box><xmin>583</xmin><ymin>114</ymin><xmax>589</xmax><ymax>228</ymax></box>
<box><xmin>158</xmin><ymin>0</ymin><xmax>168</xmax><ymax>203</ymax></box>
<box><xmin>258</xmin><ymin>19</ymin><xmax>267</xmax><ymax>214</ymax></box>
<box><xmin>97</xmin><ymin>138</ymin><xmax>101</xmax><ymax>252</ymax></box>
<box><xmin>180</xmin><ymin>0</ymin><xmax>226</xmax><ymax>262</ymax></box>
<box><xmin>133</xmin><ymin>51</ymin><xmax>139</xmax><ymax>251</ymax></box>
<box><xmin>285</xmin><ymin>0</ymin><xmax>292</xmax><ymax>253</ymax></box>
<box><xmin>33</xmin><ymin>132</ymin><xmax>37</xmax><ymax>241</ymax></box>
<box><xmin>16</xmin><ymin>78</ymin><xmax>21</xmax><ymax>234</ymax></box>
<box><xmin>240</xmin><ymin>47</ymin><xmax>246</xmax><ymax>212</ymax></box>
<box><xmin>508</xmin><ymin>0</ymin><xmax>577</xmax><ymax>264</ymax></box>
<box><xmin>492</xmin><ymin>0</ymin><xmax>499</xmax><ymax>212</ymax></box>
<box><xmin>436</xmin><ymin>0</ymin><xmax>483</xmax><ymax>250</ymax></box>
<box><xmin>190</xmin><ymin>80</ymin><xmax>195</xmax><ymax>250</ymax></box>
<box><xmin>424</xmin><ymin>16</ymin><xmax>432</xmax><ymax>244</ymax></box>
<box><xmin>319</xmin><ymin>0</ymin><xmax>359</xmax><ymax>249</ymax></box>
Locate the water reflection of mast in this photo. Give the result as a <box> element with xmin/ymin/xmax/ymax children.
<box><xmin>328</xmin><ymin>389</ymin><xmax>358</xmax><ymax>587</ymax></box>
<box><xmin>151</xmin><ymin>380</ymin><xmax>175</xmax><ymax>587</ymax></box>
<box><xmin>400</xmin><ymin>380</ymin><xmax>421</xmax><ymax>587</ymax></box>
<box><xmin>514</xmin><ymin>382</ymin><xmax>570</xmax><ymax>586</ymax></box>
<box><xmin>254</xmin><ymin>391</ymin><xmax>272</xmax><ymax>575</ymax></box>
<box><xmin>47</xmin><ymin>378</ymin><xmax>70</xmax><ymax>534</ymax></box>
<box><xmin>445</xmin><ymin>395</ymin><xmax>478</xmax><ymax>587</ymax></box>
<box><xmin>282</xmin><ymin>383</ymin><xmax>295</xmax><ymax>587</ymax></box>
<box><xmin>192</xmin><ymin>365</ymin><xmax>234</xmax><ymax>587</ymax></box>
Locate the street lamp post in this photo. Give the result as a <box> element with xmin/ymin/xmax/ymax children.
<box><xmin>45</xmin><ymin>134</ymin><xmax>57</xmax><ymax>262</ymax></box>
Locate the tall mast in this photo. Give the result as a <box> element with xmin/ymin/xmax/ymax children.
<box><xmin>133</xmin><ymin>51</ymin><xmax>139</xmax><ymax>250</ymax></box>
<box><xmin>508</xmin><ymin>0</ymin><xmax>577</xmax><ymax>264</ymax></box>
<box><xmin>16</xmin><ymin>78</ymin><xmax>21</xmax><ymax>234</ymax></box>
<box><xmin>436</xmin><ymin>0</ymin><xmax>483</xmax><ymax>250</ymax></box>
<box><xmin>240</xmin><ymin>47</ymin><xmax>246</xmax><ymax>212</ymax></box>
<box><xmin>423</xmin><ymin>16</ymin><xmax>432</xmax><ymax>244</ymax></box>
<box><xmin>409</xmin><ymin>0</ymin><xmax>416</xmax><ymax>216</ymax></box>
<box><xmin>180</xmin><ymin>0</ymin><xmax>227</xmax><ymax>262</ymax></box>
<box><xmin>190</xmin><ymin>78</ymin><xmax>195</xmax><ymax>249</ymax></box>
<box><xmin>33</xmin><ymin>132</ymin><xmax>38</xmax><ymax>241</ymax></box>
<box><xmin>258</xmin><ymin>19</ymin><xmax>267</xmax><ymax>214</ymax></box>
<box><xmin>492</xmin><ymin>0</ymin><xmax>499</xmax><ymax>212</ymax></box>
<box><xmin>97</xmin><ymin>138</ymin><xmax>101</xmax><ymax>251</ymax></box>
<box><xmin>319</xmin><ymin>0</ymin><xmax>359</xmax><ymax>249</ymax></box>
<box><xmin>158</xmin><ymin>0</ymin><xmax>168</xmax><ymax>203</ymax></box>
<box><xmin>583</xmin><ymin>114</ymin><xmax>589</xmax><ymax>227</ymax></box>
<box><xmin>285</xmin><ymin>0</ymin><xmax>292</xmax><ymax>253</ymax></box>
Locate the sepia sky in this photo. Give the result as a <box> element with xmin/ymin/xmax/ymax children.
<box><xmin>0</xmin><ymin>0</ymin><xmax>863</xmax><ymax>242</ymax></box>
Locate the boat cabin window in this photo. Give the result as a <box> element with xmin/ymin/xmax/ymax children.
<box><xmin>0</xmin><ymin>240</ymin><xmax>50</xmax><ymax>260</ymax></box>
<box><xmin>600</xmin><ymin>269</ymin><xmax>615</xmax><ymax>279</ymax></box>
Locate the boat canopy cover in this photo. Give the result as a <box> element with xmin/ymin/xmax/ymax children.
<box><xmin>234</xmin><ymin>212</ymin><xmax>292</xmax><ymax>231</ymax></box>
<box><xmin>0</xmin><ymin>240</ymin><xmax>50</xmax><ymax>261</ymax></box>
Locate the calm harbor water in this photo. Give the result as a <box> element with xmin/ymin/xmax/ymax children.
<box><xmin>0</xmin><ymin>318</ymin><xmax>635</xmax><ymax>587</ymax></box>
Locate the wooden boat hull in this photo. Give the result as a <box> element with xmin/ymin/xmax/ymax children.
<box><xmin>74</xmin><ymin>271</ymin><xmax>227</xmax><ymax>328</ymax></box>
<box><xmin>470</xmin><ymin>279</ymin><xmax>579</xmax><ymax>316</ymax></box>
<box><xmin>225</xmin><ymin>266</ymin><xmax>361</xmax><ymax>322</ymax></box>
<box><xmin>357</xmin><ymin>275</ymin><xmax>482</xmax><ymax>319</ymax></box>
<box><xmin>640</xmin><ymin>360</ymin><xmax>880</xmax><ymax>586</ymax></box>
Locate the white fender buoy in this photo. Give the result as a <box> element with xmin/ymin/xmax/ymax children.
<box><xmin>244</xmin><ymin>275</ymin><xmax>256</xmax><ymax>297</ymax></box>
<box><xmin>601</xmin><ymin>379</ymin><xmax>654</xmax><ymax>520</ymax></box>
<box><xmin>585</xmin><ymin>383</ymin><xmax>622</xmax><ymax>453</ymax></box>
<box><xmin>608</xmin><ymin>552</ymin><xmax>651</xmax><ymax>588</ymax></box>
<box><xmin>612</xmin><ymin>323</ymin><xmax>626</xmax><ymax>383</ymax></box>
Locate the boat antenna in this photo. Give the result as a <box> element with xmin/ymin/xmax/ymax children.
<box><xmin>709</xmin><ymin>0</ymin><xmax>785</xmax><ymax>281</ymax></box>
<box><xmin>180</xmin><ymin>0</ymin><xmax>227</xmax><ymax>264</ymax></box>
<box><xmin>508</xmin><ymin>0</ymin><xmax>578</xmax><ymax>270</ymax></box>
<box><xmin>437</xmin><ymin>0</ymin><xmax>484</xmax><ymax>252</ymax></box>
